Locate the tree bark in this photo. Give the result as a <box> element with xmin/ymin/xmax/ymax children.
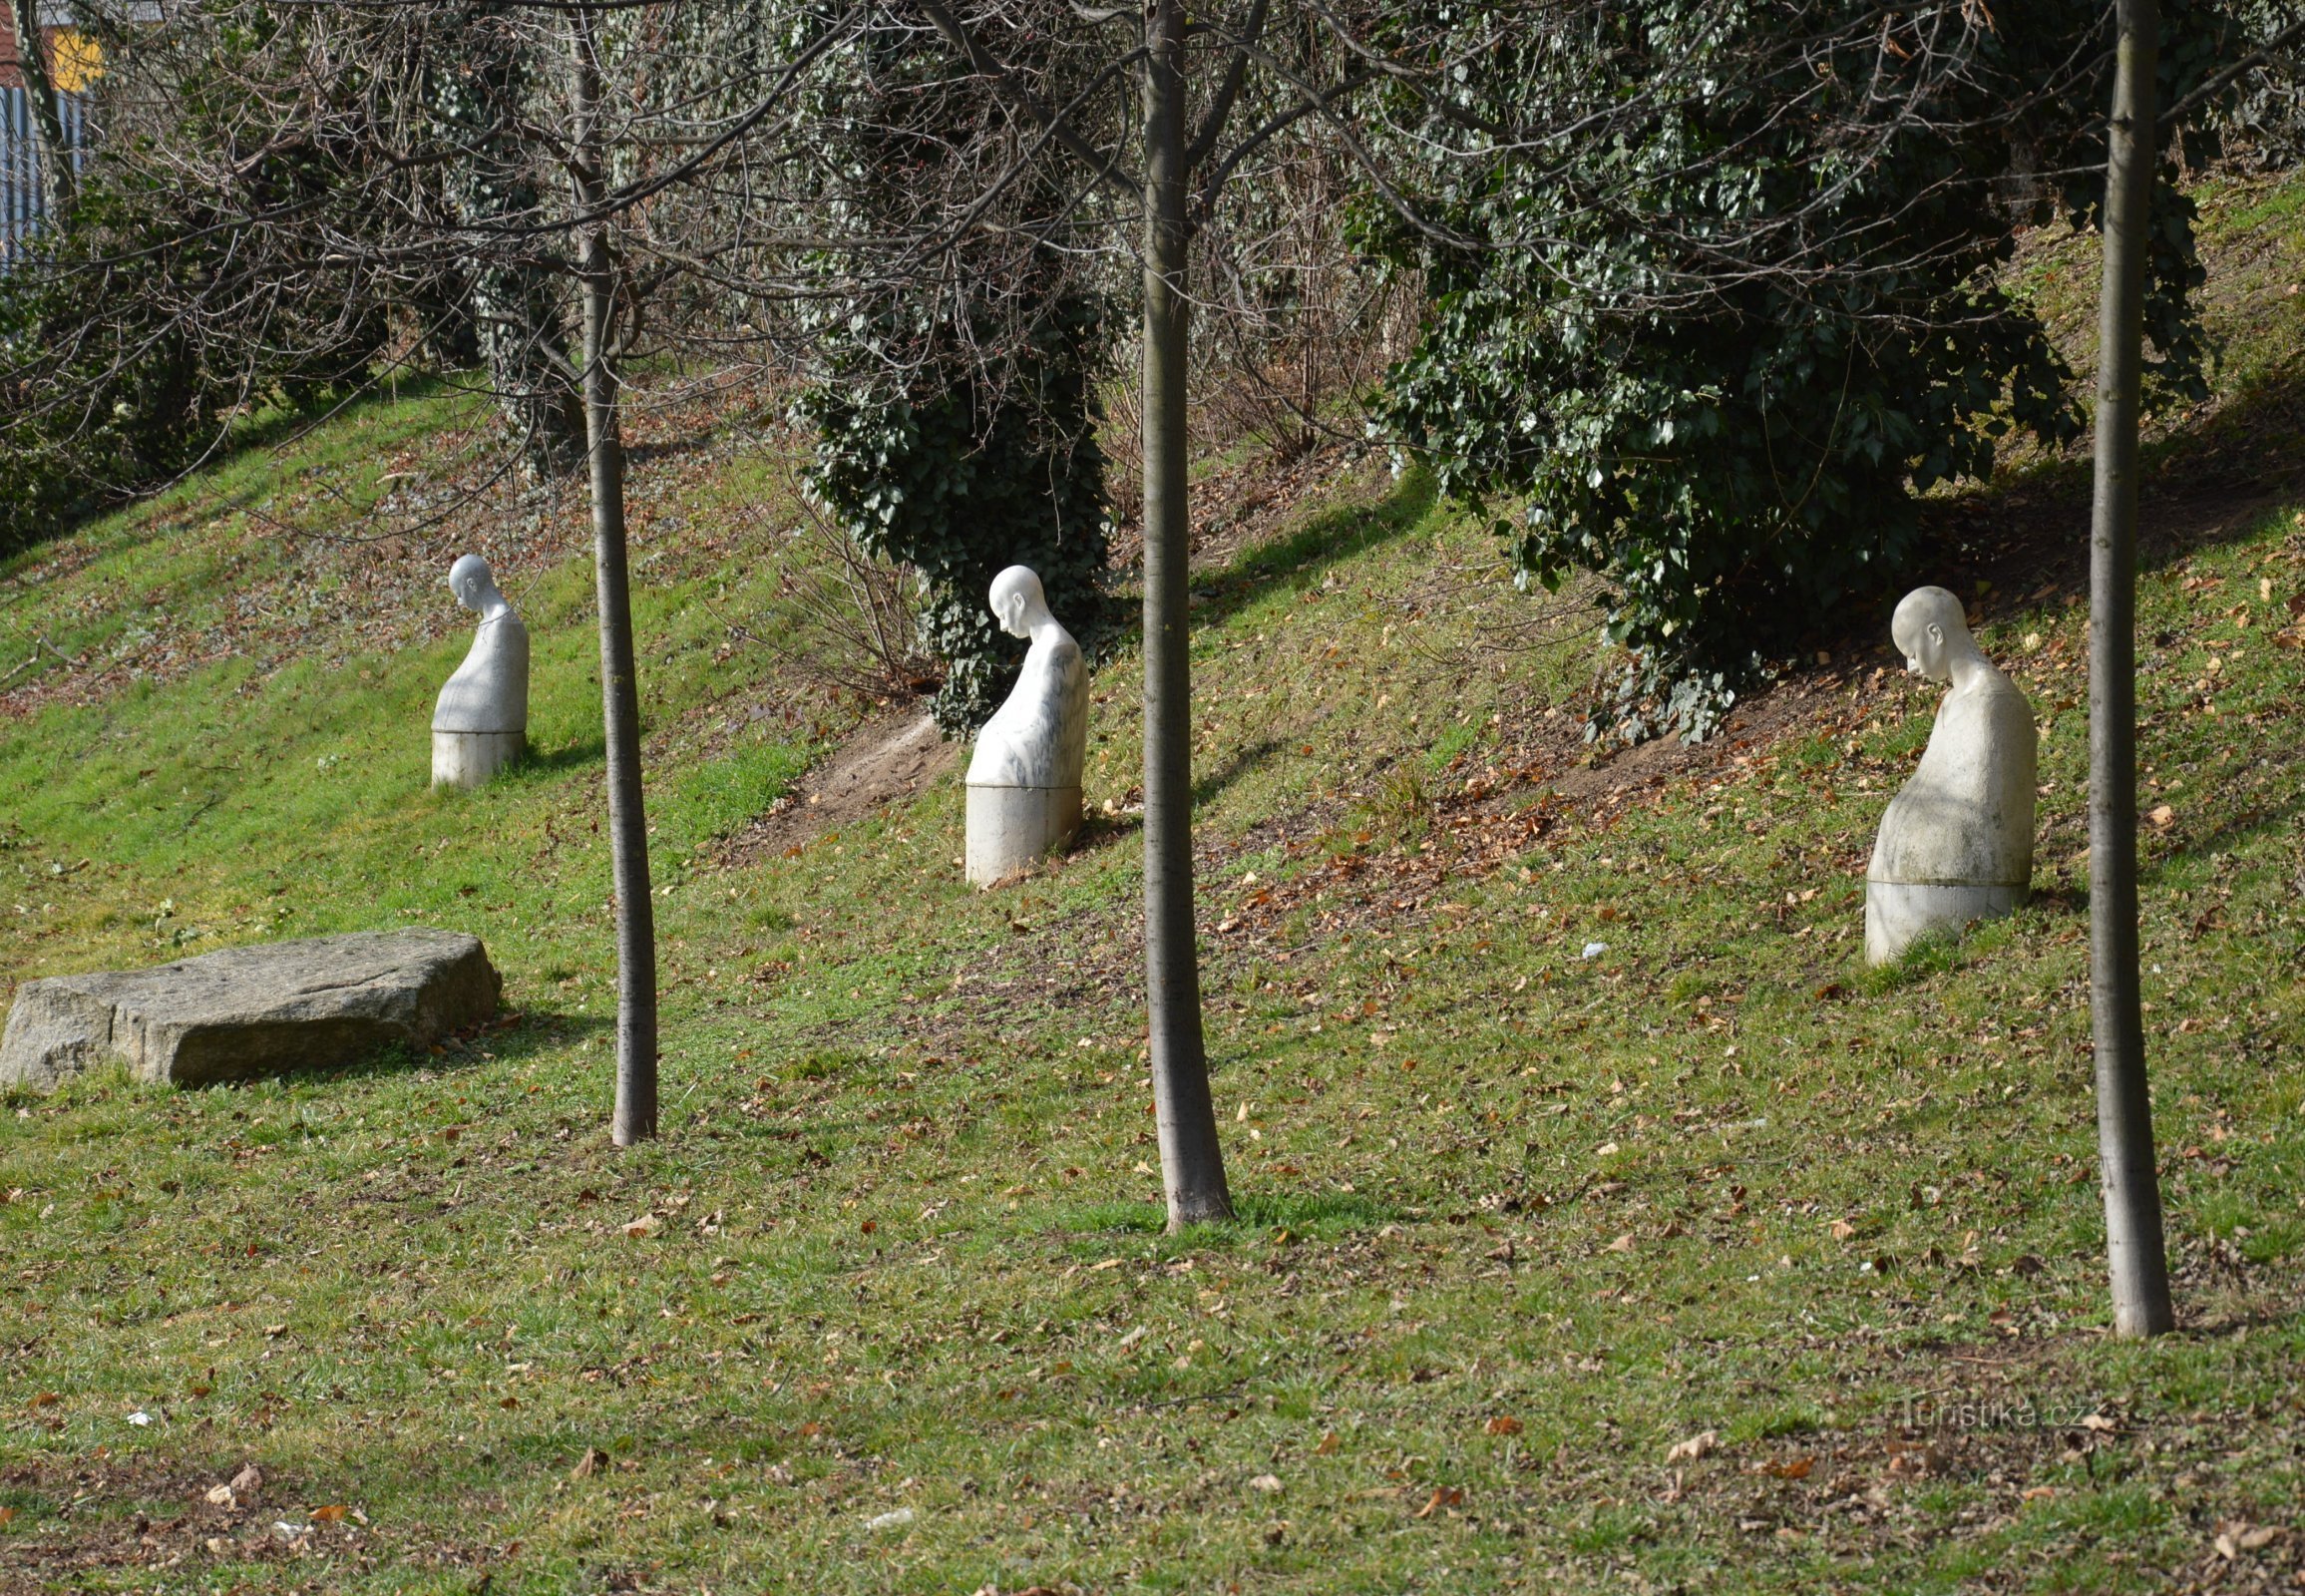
<box><xmin>2087</xmin><ymin>0</ymin><xmax>2173</xmax><ymax>1340</ymax></box>
<box><xmin>6</xmin><ymin>0</ymin><xmax>74</xmax><ymax>217</ymax></box>
<box><xmin>570</xmin><ymin>4</ymin><xmax>658</xmax><ymax>1146</ymax></box>
<box><xmin>1138</xmin><ymin>0</ymin><xmax>1231</xmax><ymax>1230</ymax></box>
<box><xmin>435</xmin><ymin>1</ymin><xmax>586</xmax><ymax>479</ymax></box>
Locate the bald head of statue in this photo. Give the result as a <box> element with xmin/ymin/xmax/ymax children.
<box><xmin>1889</xmin><ymin>585</ymin><xmax>1982</xmax><ymax>687</ymax></box>
<box><xmin>448</xmin><ymin>554</ymin><xmax>508</xmax><ymax>619</ymax></box>
<box><xmin>988</xmin><ymin>565</ymin><xmax>1053</xmax><ymax>641</ymax></box>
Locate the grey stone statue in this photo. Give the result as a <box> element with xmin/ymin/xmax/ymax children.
<box><xmin>1865</xmin><ymin>586</ymin><xmax>2037</xmax><ymax>964</ymax></box>
<box><xmin>432</xmin><ymin>555</ymin><xmax>530</xmax><ymax>788</ymax></box>
<box><xmin>965</xmin><ymin>566</ymin><xmax>1087</xmax><ymax>885</ymax></box>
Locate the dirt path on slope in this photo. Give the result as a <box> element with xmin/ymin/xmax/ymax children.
<box><xmin>717</xmin><ymin>711</ymin><xmax>954</xmax><ymax>865</ymax></box>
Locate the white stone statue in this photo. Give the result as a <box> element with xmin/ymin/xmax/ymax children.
<box><xmin>1865</xmin><ymin>586</ymin><xmax>2037</xmax><ymax>964</ymax></box>
<box><xmin>432</xmin><ymin>554</ymin><xmax>530</xmax><ymax>788</ymax></box>
<box><xmin>965</xmin><ymin>566</ymin><xmax>1087</xmax><ymax>885</ymax></box>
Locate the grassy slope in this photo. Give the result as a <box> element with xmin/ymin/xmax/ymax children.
<box><xmin>0</xmin><ymin>179</ymin><xmax>2302</xmax><ymax>1594</ymax></box>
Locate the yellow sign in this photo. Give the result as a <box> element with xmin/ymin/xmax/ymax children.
<box><xmin>51</xmin><ymin>29</ymin><xmax>102</xmax><ymax>93</ymax></box>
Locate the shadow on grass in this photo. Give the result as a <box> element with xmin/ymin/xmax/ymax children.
<box><xmin>509</xmin><ymin>736</ymin><xmax>609</xmax><ymax>779</ymax></box>
<box><xmin>1915</xmin><ymin>363</ymin><xmax>2305</xmax><ymax>633</ymax></box>
<box><xmin>1064</xmin><ymin>811</ymin><xmax>1147</xmax><ymax>866</ymax></box>
<box><xmin>1187</xmin><ymin>466</ymin><xmax>1439</xmax><ymax>634</ymax></box>
<box><xmin>1193</xmin><ymin>736</ymin><xmax>1290</xmax><ymax>808</ymax></box>
<box><xmin>2149</xmin><ymin>792</ymin><xmax>2305</xmax><ymax>876</ymax></box>
<box><xmin>228</xmin><ymin>1003</ymin><xmax>613</xmax><ymax>1093</ymax></box>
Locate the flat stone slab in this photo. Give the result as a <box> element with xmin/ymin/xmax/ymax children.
<box><xmin>0</xmin><ymin>930</ymin><xmax>501</xmax><ymax>1090</ymax></box>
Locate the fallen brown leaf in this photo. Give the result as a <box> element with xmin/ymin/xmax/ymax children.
<box><xmin>1412</xmin><ymin>1486</ymin><xmax>1464</xmax><ymax>1519</ymax></box>
<box><xmin>2215</xmin><ymin>1522</ymin><xmax>2285</xmax><ymax>1558</ymax></box>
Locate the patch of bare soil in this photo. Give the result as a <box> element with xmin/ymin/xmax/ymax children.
<box><xmin>718</xmin><ymin>711</ymin><xmax>955</xmax><ymax>866</ymax></box>
<box><xmin>0</xmin><ymin>1453</ymin><xmax>504</xmax><ymax>1594</ymax></box>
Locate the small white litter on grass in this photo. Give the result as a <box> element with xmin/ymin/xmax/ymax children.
<box><xmin>1581</xmin><ymin>942</ymin><xmax>1608</xmax><ymax>960</ymax></box>
<box><xmin>865</xmin><ymin>1507</ymin><xmax>915</xmax><ymax>1532</ymax></box>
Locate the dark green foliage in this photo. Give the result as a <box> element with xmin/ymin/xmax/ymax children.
<box><xmin>1367</xmin><ymin>2</ymin><xmax>2240</xmax><ymax>739</ymax></box>
<box><xmin>798</xmin><ymin>288</ymin><xmax>1110</xmax><ymax>732</ymax></box>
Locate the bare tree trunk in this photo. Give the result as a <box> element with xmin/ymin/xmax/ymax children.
<box><xmin>570</xmin><ymin>5</ymin><xmax>658</xmax><ymax>1146</ymax></box>
<box><xmin>2088</xmin><ymin>0</ymin><xmax>2173</xmax><ymax>1340</ymax></box>
<box><xmin>1138</xmin><ymin>0</ymin><xmax>1231</xmax><ymax>1230</ymax></box>
<box><xmin>6</xmin><ymin>0</ymin><xmax>74</xmax><ymax>217</ymax></box>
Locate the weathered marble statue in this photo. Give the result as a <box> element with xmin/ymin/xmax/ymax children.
<box><xmin>1865</xmin><ymin>586</ymin><xmax>2037</xmax><ymax>964</ymax></box>
<box><xmin>432</xmin><ymin>555</ymin><xmax>530</xmax><ymax>789</ymax></box>
<box><xmin>965</xmin><ymin>566</ymin><xmax>1087</xmax><ymax>886</ymax></box>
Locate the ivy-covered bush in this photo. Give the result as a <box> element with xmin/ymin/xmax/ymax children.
<box><xmin>796</xmin><ymin>287</ymin><xmax>1110</xmax><ymax>732</ymax></box>
<box><xmin>789</xmin><ymin>12</ymin><xmax>1111</xmax><ymax>732</ymax></box>
<box><xmin>1366</xmin><ymin>2</ymin><xmax>2239</xmax><ymax>739</ymax></box>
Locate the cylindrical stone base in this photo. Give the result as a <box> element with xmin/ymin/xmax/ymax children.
<box><xmin>1865</xmin><ymin>880</ymin><xmax>2027</xmax><ymax>967</ymax></box>
<box><xmin>965</xmin><ymin>783</ymin><xmax>1081</xmax><ymax>887</ymax></box>
<box><xmin>433</xmin><ymin>730</ymin><xmax>526</xmax><ymax>790</ymax></box>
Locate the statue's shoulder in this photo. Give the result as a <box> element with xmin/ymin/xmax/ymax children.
<box><xmin>1041</xmin><ymin>629</ymin><xmax>1084</xmax><ymax>679</ymax></box>
<box><xmin>1974</xmin><ymin>668</ymin><xmax>2035</xmax><ymax>732</ymax></box>
<box><xmin>1939</xmin><ymin>667</ymin><xmax>2031</xmax><ymax>725</ymax></box>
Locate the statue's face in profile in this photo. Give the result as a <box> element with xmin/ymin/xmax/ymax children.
<box><xmin>994</xmin><ymin>589</ymin><xmax>1027</xmax><ymax>638</ymax></box>
<box><xmin>1893</xmin><ymin>614</ymin><xmax>1951</xmax><ymax>684</ymax></box>
<box><xmin>991</xmin><ymin>579</ymin><xmax>1041</xmax><ymax>639</ymax></box>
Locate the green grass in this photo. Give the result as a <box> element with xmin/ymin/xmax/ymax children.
<box><xmin>2</xmin><ymin>182</ymin><xmax>2304</xmax><ymax>1592</ymax></box>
